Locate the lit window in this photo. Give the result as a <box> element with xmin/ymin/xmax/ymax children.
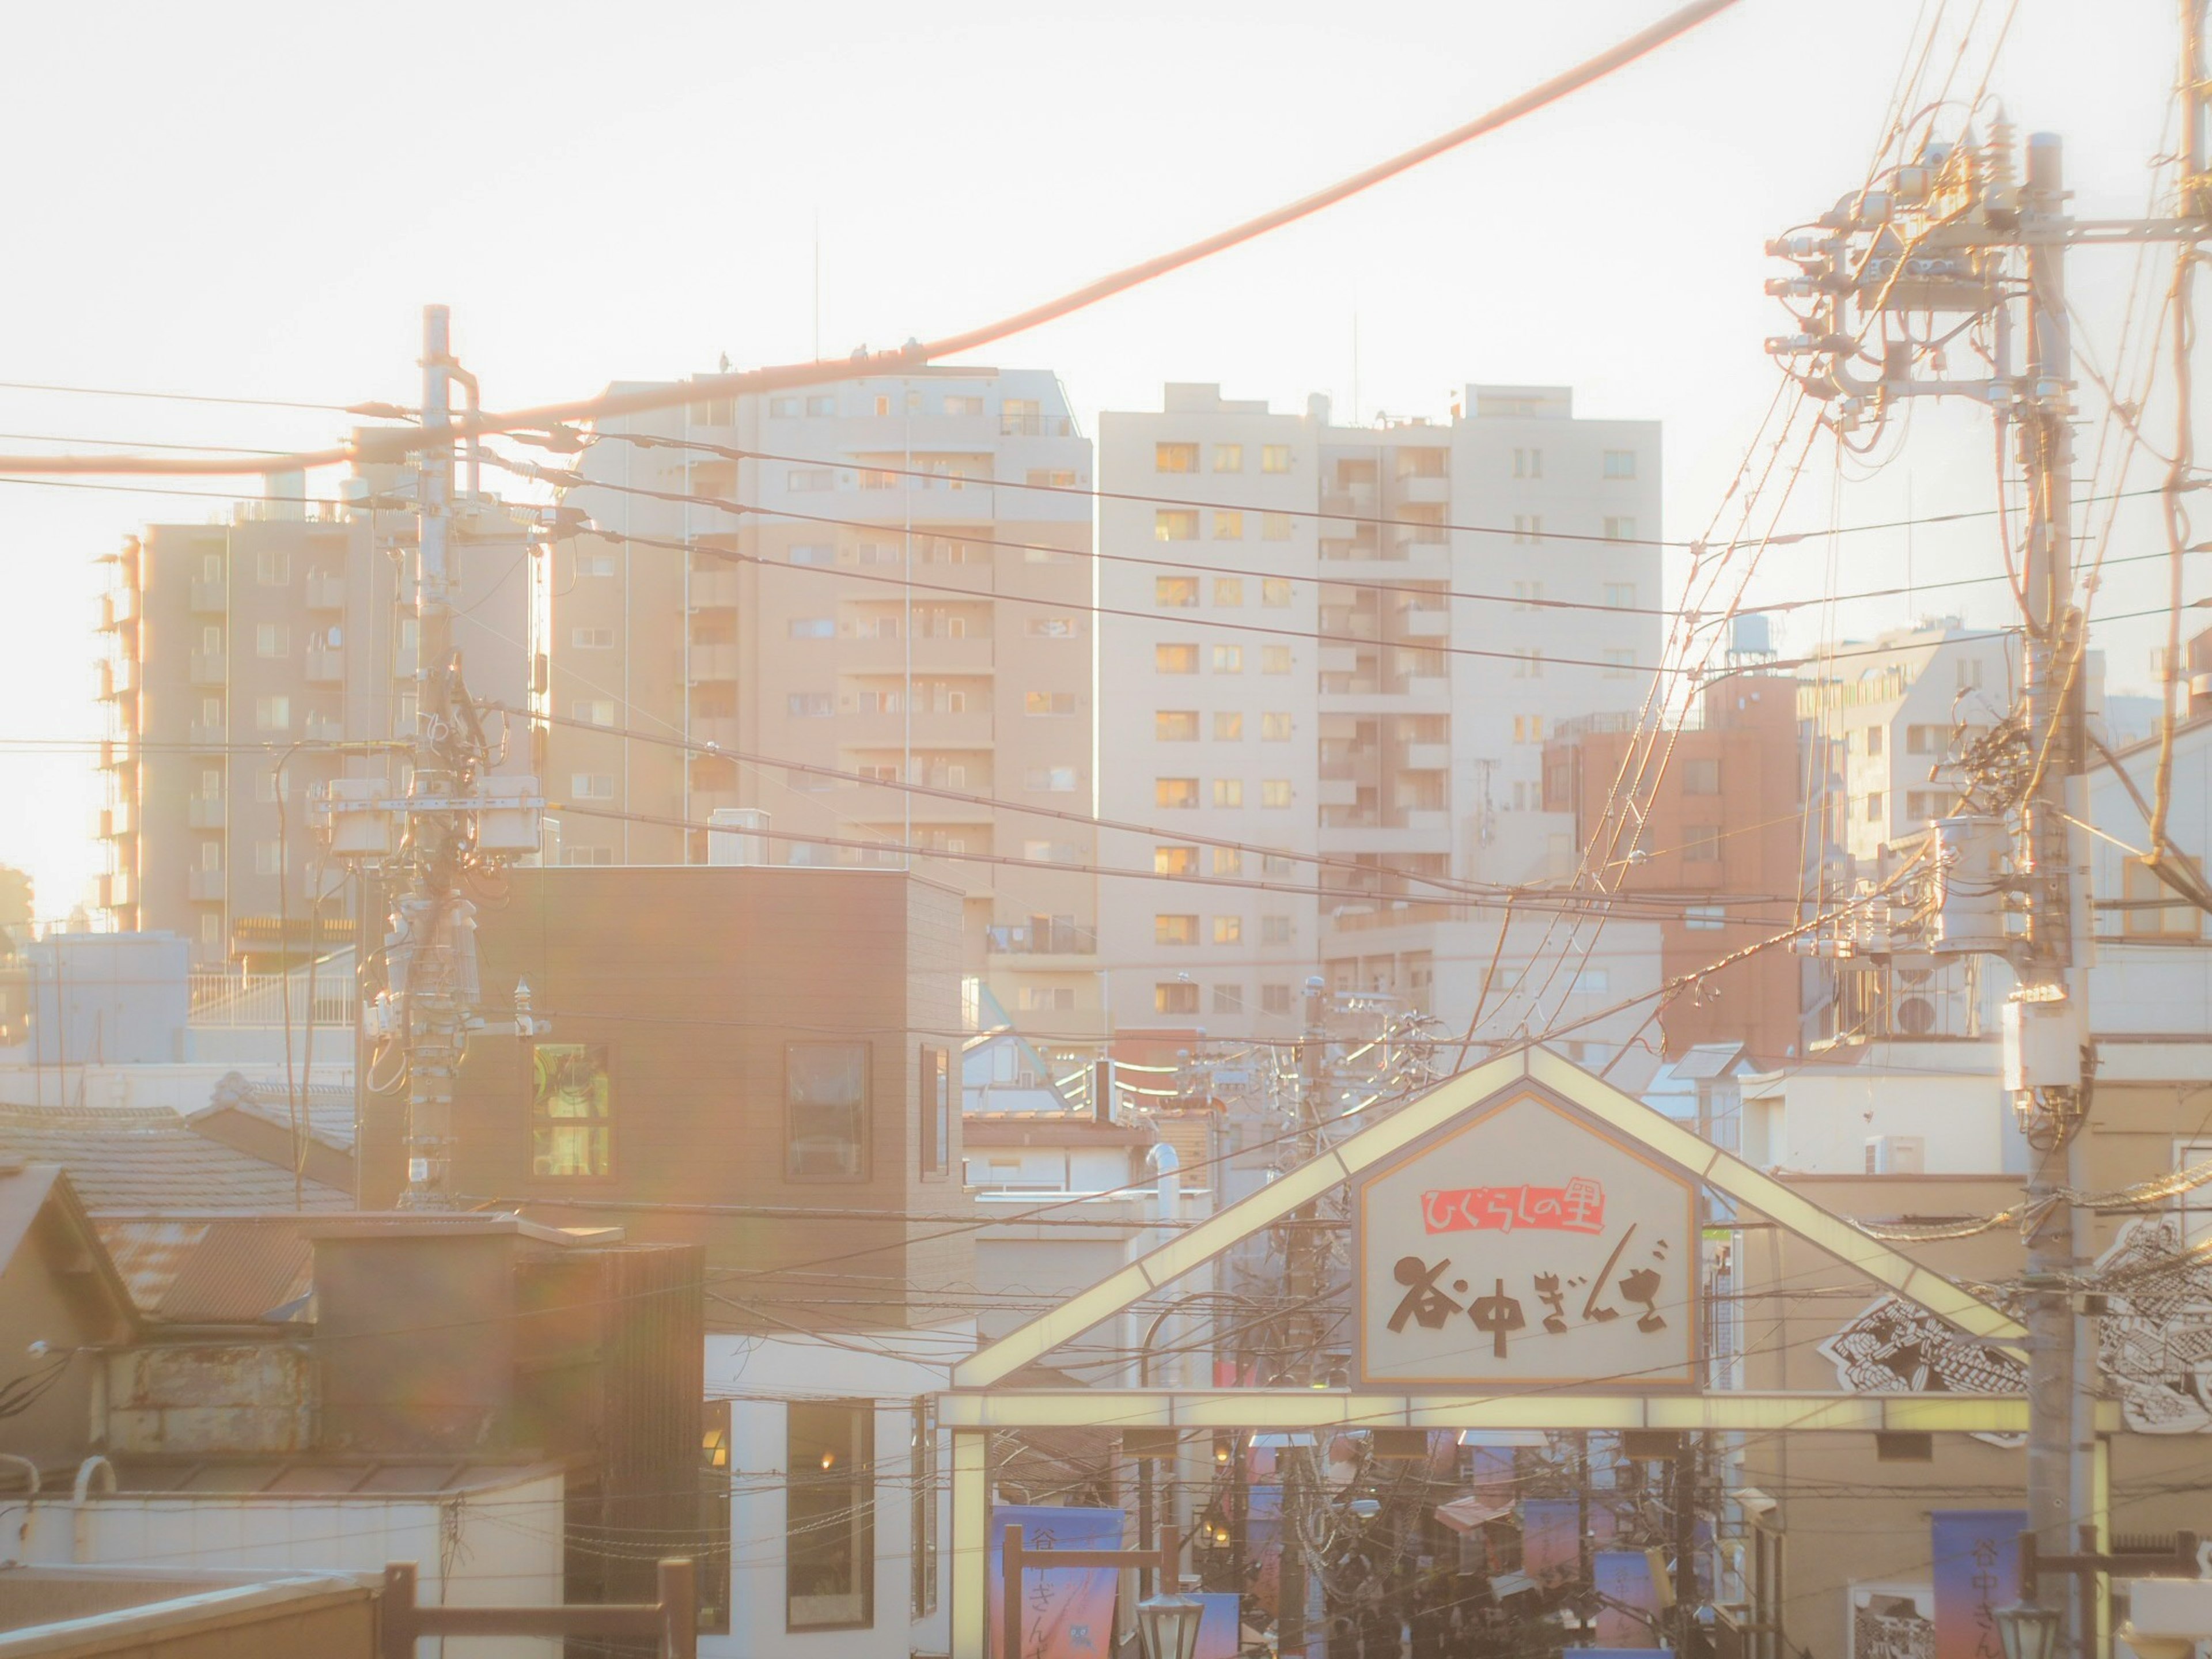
<box><xmin>1603</xmin><ymin>449</ymin><xmax>1637</xmax><ymax>479</ymax></box>
<box><xmin>1213</xmin><ymin>712</ymin><xmax>1243</xmax><ymax>741</ymax></box>
<box><xmin>1156</xmin><ymin>914</ymin><xmax>1198</xmax><ymax>946</ymax></box>
<box><xmin>1154</xmin><ymin>982</ymin><xmax>1199</xmax><ymax>1015</ymax></box>
<box><xmin>1156</xmin><ymin>510</ymin><xmax>1199</xmax><ymax>541</ymax></box>
<box><xmin>1156</xmin><ymin>442</ymin><xmax>1199</xmax><ymax>473</ymax></box>
<box><xmin>1155</xmin><ymin>577</ymin><xmax>1199</xmax><ymax>608</ymax></box>
<box><xmin>1261</xmin><ymin>445</ymin><xmax>1293</xmax><ymax>474</ymax></box>
<box><xmin>787</xmin><ymin>1402</ymin><xmax>873</xmax><ymax>1629</ymax></box>
<box><xmin>531</xmin><ymin>1043</ymin><xmax>612</xmax><ymax>1177</ymax></box>
<box><xmin>1214</xmin><ymin>578</ymin><xmax>1244</xmax><ymax>607</ymax></box>
<box><xmin>1262</xmin><ymin>578</ymin><xmax>1293</xmax><ymax>607</ymax></box>
<box><xmin>1024</xmin><ymin>692</ymin><xmax>1075</xmax><ymax>717</ymax></box>
<box><xmin>1156</xmin><ymin>643</ymin><xmax>1199</xmax><ymax>674</ymax></box>
<box><xmin>1154</xmin><ymin>846</ymin><xmax>1198</xmax><ymax>876</ymax></box>
<box><xmin>1261</xmin><ymin>513</ymin><xmax>1293</xmax><ymax>541</ymax></box>
<box><xmin>1213</xmin><ymin>510</ymin><xmax>1244</xmax><ymax>540</ymax></box>
<box><xmin>1261</xmin><ymin>779</ymin><xmax>1292</xmax><ymax>808</ymax></box>
<box><xmin>1213</xmin><ymin>779</ymin><xmax>1243</xmax><ymax>808</ymax></box>
<box><xmin>1213</xmin><ymin>445</ymin><xmax>1244</xmax><ymax>472</ymax></box>
<box><xmin>1262</xmin><ymin>646</ymin><xmax>1292</xmax><ymax>674</ymax></box>
<box><xmin>1262</xmin><ymin>713</ymin><xmax>1293</xmax><ymax>741</ymax></box>
<box><xmin>1212</xmin><ymin>645</ymin><xmax>1243</xmax><ymax>673</ymax></box>
<box><xmin>787</xmin><ymin>1043</ymin><xmax>869</xmax><ymax>1181</ymax></box>
<box><xmin>1156</xmin><ymin>778</ymin><xmax>1199</xmax><ymax>809</ymax></box>
<box><xmin>1213</xmin><ymin>916</ymin><xmax>1241</xmax><ymax>945</ymax></box>
<box><xmin>1157</xmin><ymin>710</ymin><xmax>1199</xmax><ymax>741</ymax></box>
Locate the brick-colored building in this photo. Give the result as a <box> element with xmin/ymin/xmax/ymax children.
<box><xmin>1543</xmin><ymin>673</ymin><xmax>1802</xmax><ymax>1058</ymax></box>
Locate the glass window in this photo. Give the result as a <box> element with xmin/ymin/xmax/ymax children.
<box><xmin>256</xmin><ymin>549</ymin><xmax>290</xmax><ymax>586</ymax></box>
<box><xmin>698</xmin><ymin>1400</ymin><xmax>733</xmax><ymax>1634</ymax></box>
<box><xmin>1213</xmin><ymin>578</ymin><xmax>1244</xmax><ymax>607</ymax></box>
<box><xmin>1213</xmin><ymin>916</ymin><xmax>1241</xmax><ymax>945</ymax></box>
<box><xmin>1603</xmin><ymin>516</ymin><xmax>1636</xmax><ymax>542</ymax></box>
<box><xmin>1866</xmin><ymin>726</ymin><xmax>1885</xmax><ymax>757</ymax></box>
<box><xmin>1685</xmin><ymin>825</ymin><xmax>1722</xmax><ymax>861</ymax></box>
<box><xmin>1685</xmin><ymin>904</ymin><xmax>1725</xmax><ymax>932</ymax></box>
<box><xmin>1156</xmin><ymin>778</ymin><xmax>1199</xmax><ymax>809</ymax></box>
<box><xmin>1261</xmin><ymin>513</ymin><xmax>1293</xmax><ymax>541</ymax></box>
<box><xmin>1213</xmin><ymin>712</ymin><xmax>1243</xmax><ymax>741</ymax></box>
<box><xmin>1261</xmin><ymin>445</ymin><xmax>1293</xmax><ymax>474</ymax></box>
<box><xmin>1262</xmin><ymin>578</ymin><xmax>1293</xmax><ymax>607</ymax></box>
<box><xmin>1262</xmin><ymin>984</ymin><xmax>1292</xmax><ymax>1014</ymax></box>
<box><xmin>1262</xmin><ymin>646</ymin><xmax>1292</xmax><ymax>674</ymax></box>
<box><xmin>1262</xmin><ymin>779</ymin><xmax>1292</xmax><ymax>808</ymax></box>
<box><xmin>1157</xmin><ymin>710</ymin><xmax>1199</xmax><ymax>741</ymax></box>
<box><xmin>1156</xmin><ymin>643</ymin><xmax>1199</xmax><ymax>674</ymax></box>
<box><xmin>1865</xmin><ymin>792</ymin><xmax>1885</xmax><ymax>821</ymax></box>
<box><xmin>255</xmin><ymin>695</ymin><xmax>290</xmax><ymax>733</ymax></box>
<box><xmin>787</xmin><ymin>1402</ymin><xmax>873</xmax><ymax>1630</ymax></box>
<box><xmin>1154</xmin><ymin>577</ymin><xmax>1198</xmax><ymax>608</ymax></box>
<box><xmin>531</xmin><ymin>1044</ymin><xmax>612</xmax><ymax>1177</ymax></box>
<box><xmin>1574</xmin><ymin>969</ymin><xmax>1610</xmax><ymax>995</ymax></box>
<box><xmin>787</xmin><ymin>1043</ymin><xmax>869</xmax><ymax>1180</ymax></box>
<box><xmin>1683</xmin><ymin>757</ymin><xmax>1721</xmax><ymax>795</ymax></box>
<box><xmin>1212</xmin><ymin>510</ymin><xmax>1244</xmax><ymax>540</ymax></box>
<box><xmin>919</xmin><ymin>1046</ymin><xmax>950</xmax><ymax>1176</ymax></box>
<box><xmin>805</xmin><ymin>394</ymin><xmax>836</xmax><ymax>416</ymax></box>
<box><xmin>1604</xmin><ymin>584</ymin><xmax>1637</xmax><ymax>609</ymax></box>
<box><xmin>910</xmin><ymin>1398</ymin><xmax>938</xmax><ymax>1618</ymax></box>
<box><xmin>1262</xmin><ymin>915</ymin><xmax>1293</xmax><ymax>946</ymax></box>
<box><xmin>1214</xmin><ymin>779</ymin><xmax>1243</xmax><ymax>808</ymax></box>
<box><xmin>1262</xmin><ymin>713</ymin><xmax>1293</xmax><ymax>741</ymax></box>
<box><xmin>1212</xmin><ymin>645</ymin><xmax>1242</xmax><ymax>673</ymax></box>
<box><xmin>2124</xmin><ymin>857</ymin><xmax>2206</xmax><ymax>938</ymax></box>
<box><xmin>1155</xmin><ymin>510</ymin><xmax>1199</xmax><ymax>541</ymax></box>
<box><xmin>1603</xmin><ymin>449</ymin><xmax>1637</xmax><ymax>479</ymax></box>
<box><xmin>1155</xmin><ymin>982</ymin><xmax>1199</xmax><ymax>1015</ymax></box>
<box><xmin>255</xmin><ymin>623</ymin><xmax>289</xmax><ymax>658</ymax></box>
<box><xmin>1156</xmin><ymin>914</ymin><xmax>1198</xmax><ymax>945</ymax></box>
<box><xmin>1024</xmin><ymin>692</ymin><xmax>1075</xmax><ymax>717</ymax></box>
<box><xmin>1512</xmin><ymin>448</ymin><xmax>1543</xmax><ymax>480</ymax></box>
<box><xmin>1213</xmin><ymin>984</ymin><xmax>1244</xmax><ymax>1014</ymax></box>
<box><xmin>1213</xmin><ymin>444</ymin><xmax>1244</xmax><ymax>472</ymax></box>
<box><xmin>1156</xmin><ymin>442</ymin><xmax>1199</xmax><ymax>473</ymax></box>
<box><xmin>1211</xmin><ymin>848</ymin><xmax>1243</xmax><ymax>877</ymax></box>
<box><xmin>789</xmin><ymin>618</ymin><xmax>834</xmax><ymax>639</ymax></box>
<box><xmin>1154</xmin><ymin>845</ymin><xmax>1198</xmax><ymax>876</ymax></box>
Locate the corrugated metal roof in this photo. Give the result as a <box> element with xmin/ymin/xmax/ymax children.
<box><xmin>0</xmin><ymin>1105</ymin><xmax>349</xmax><ymax>1213</ymax></box>
<box><xmin>96</xmin><ymin>1217</ymin><xmax>315</xmax><ymax>1324</ymax></box>
<box><xmin>98</xmin><ymin>1219</ymin><xmax>211</xmax><ymax>1314</ymax></box>
<box><xmin>105</xmin><ymin>1460</ymin><xmax>560</xmax><ymax>1497</ymax></box>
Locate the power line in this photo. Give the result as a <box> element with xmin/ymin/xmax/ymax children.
<box><xmin>0</xmin><ymin>380</ymin><xmax>398</xmax><ymax>416</ymax></box>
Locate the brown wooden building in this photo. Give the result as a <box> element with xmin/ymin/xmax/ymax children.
<box><xmin>1544</xmin><ymin>672</ymin><xmax>1803</xmax><ymax>1059</ymax></box>
<box><xmin>373</xmin><ymin>865</ymin><xmax>972</xmax><ymax>1333</ymax></box>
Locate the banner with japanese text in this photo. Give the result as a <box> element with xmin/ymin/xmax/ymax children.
<box><xmin>989</xmin><ymin>1504</ymin><xmax>1125</xmax><ymax>1659</ymax></box>
<box><xmin>1930</xmin><ymin>1509</ymin><xmax>2025</xmax><ymax>1659</ymax></box>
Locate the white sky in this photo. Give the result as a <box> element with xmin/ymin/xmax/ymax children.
<box><xmin>0</xmin><ymin>0</ymin><xmax>2186</xmax><ymax>915</ymax></box>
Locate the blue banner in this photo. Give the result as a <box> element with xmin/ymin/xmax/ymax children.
<box><xmin>1931</xmin><ymin>1510</ymin><xmax>2025</xmax><ymax>1659</ymax></box>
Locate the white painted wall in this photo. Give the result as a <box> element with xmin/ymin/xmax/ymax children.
<box><xmin>1738</xmin><ymin>1043</ymin><xmax>2022</xmax><ymax>1174</ymax></box>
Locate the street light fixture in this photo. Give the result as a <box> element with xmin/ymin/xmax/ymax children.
<box><xmin>1135</xmin><ymin>1588</ymin><xmax>1205</xmax><ymax>1659</ymax></box>
<box><xmin>1991</xmin><ymin>1600</ymin><xmax>2062</xmax><ymax>1659</ymax></box>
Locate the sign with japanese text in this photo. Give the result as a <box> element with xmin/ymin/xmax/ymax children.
<box><xmin>1354</xmin><ymin>1086</ymin><xmax>1700</xmax><ymax>1388</ymax></box>
<box><xmin>1930</xmin><ymin>1510</ymin><xmax>2024</xmax><ymax>1659</ymax></box>
<box><xmin>988</xmin><ymin>1504</ymin><xmax>1124</xmax><ymax>1659</ymax></box>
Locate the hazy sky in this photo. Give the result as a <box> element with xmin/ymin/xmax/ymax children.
<box><xmin>0</xmin><ymin>1</ymin><xmax>2185</xmax><ymax>914</ymax></box>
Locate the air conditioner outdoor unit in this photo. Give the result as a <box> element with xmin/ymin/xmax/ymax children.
<box><xmin>1865</xmin><ymin>1134</ymin><xmax>1926</xmax><ymax>1175</ymax></box>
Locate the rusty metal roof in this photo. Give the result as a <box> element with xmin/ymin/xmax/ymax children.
<box><xmin>95</xmin><ymin>1217</ymin><xmax>315</xmax><ymax>1324</ymax></box>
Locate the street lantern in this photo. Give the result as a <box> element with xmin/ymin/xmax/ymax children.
<box><xmin>1992</xmin><ymin>1600</ymin><xmax>2062</xmax><ymax>1659</ymax></box>
<box><xmin>1135</xmin><ymin>1589</ymin><xmax>1205</xmax><ymax>1659</ymax></box>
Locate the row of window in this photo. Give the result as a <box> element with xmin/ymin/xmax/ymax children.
<box><xmin>1154</xmin><ymin>575</ymin><xmax>1297</xmax><ymax>608</ymax></box>
<box><xmin>1156</xmin><ymin>711</ymin><xmax>1296</xmax><ymax>741</ymax></box>
<box><xmin>1154</xmin><ymin>642</ymin><xmax>1295</xmax><ymax>675</ymax></box>
<box><xmin>1154</xmin><ymin>914</ymin><xmax>1297</xmax><ymax>945</ymax></box>
<box><xmin>1154</xmin><ymin>442</ymin><xmax>1295</xmax><ymax>475</ymax></box>
<box><xmin>1155</xmin><ymin>846</ymin><xmax>1296</xmax><ymax>877</ymax></box>
<box><xmin>1152</xmin><ymin>507</ymin><xmax>1297</xmax><ymax>542</ymax></box>
<box><xmin>1155</xmin><ymin>778</ymin><xmax>1295</xmax><ymax>808</ymax></box>
<box><xmin>194</xmin><ymin>623</ymin><xmax>334</xmax><ymax>660</ymax></box>
<box><xmin>1153</xmin><ymin>441</ymin><xmax>1640</xmax><ymax>481</ymax></box>
<box><xmin>525</xmin><ymin>1039</ymin><xmax>951</xmax><ymax>1186</ymax></box>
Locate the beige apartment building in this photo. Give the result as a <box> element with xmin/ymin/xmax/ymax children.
<box><xmin>94</xmin><ymin>474</ymin><xmax>535</xmax><ymax>969</ymax></box>
<box><xmin>1097</xmin><ymin>384</ymin><xmax>1663</xmax><ymax>1046</ymax></box>
<box><xmin>549</xmin><ymin>368</ymin><xmax>1103</xmax><ymax>1045</ymax></box>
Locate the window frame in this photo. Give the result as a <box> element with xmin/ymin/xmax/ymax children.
<box><xmin>919</xmin><ymin>1044</ymin><xmax>952</xmax><ymax>1178</ymax></box>
<box><xmin>527</xmin><ymin>1041</ymin><xmax>616</xmax><ymax>1181</ymax></box>
<box><xmin>786</xmin><ymin>1041</ymin><xmax>872</xmax><ymax>1184</ymax></box>
<box><xmin>786</xmin><ymin>1400</ymin><xmax>875</xmax><ymax>1632</ymax></box>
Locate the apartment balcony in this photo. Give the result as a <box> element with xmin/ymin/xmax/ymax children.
<box><xmin>96</xmin><ymin>588</ymin><xmax>138</xmax><ymax>631</ymax></box>
<box><xmin>687</xmin><ymin>642</ymin><xmax>740</xmax><ymax>683</ymax></box>
<box><xmin>1319</xmin><ymin>777</ymin><xmax>1359</xmax><ymax>809</ymax></box>
<box><xmin>1395</xmin><ymin>474</ymin><xmax>1451</xmax><ymax>505</ymax></box>
<box><xmin>688</xmin><ymin>566</ymin><xmax>741</xmax><ymax>610</ymax></box>
<box><xmin>306</xmin><ymin>646</ymin><xmax>343</xmax><ymax>684</ymax></box>
<box><xmin>985</xmin><ymin>922</ymin><xmax>1099</xmax><ymax>956</ymax></box>
<box><xmin>96</xmin><ymin>802</ymin><xmax>135</xmax><ymax>839</ymax></box>
<box><xmin>835</xmin><ymin>635</ymin><xmax>995</xmax><ymax>676</ymax></box>
<box><xmin>1399</xmin><ymin>808</ymin><xmax>1450</xmax><ymax>835</ymax></box>
<box><xmin>1317</xmin><ymin>822</ymin><xmax>1454</xmax><ymax>857</ymax></box>
<box><xmin>1318</xmin><ymin>645</ymin><xmax>1361</xmax><ymax>676</ymax></box>
<box><xmin>187</xmin><ymin>870</ymin><xmax>226</xmax><ymax>902</ymax></box>
<box><xmin>189</xmin><ymin>652</ymin><xmax>225</xmax><ymax>686</ymax></box>
<box><xmin>97</xmin><ymin>735</ymin><xmax>135</xmax><ymax>771</ymax></box>
<box><xmin>188</xmin><ymin>797</ymin><xmax>226</xmax><ymax>830</ymax></box>
<box><xmin>835</xmin><ymin>710</ymin><xmax>995</xmax><ymax>748</ymax></box>
<box><xmin>304</xmin><ymin>714</ymin><xmax>343</xmax><ymax>744</ymax></box>
<box><xmin>1399</xmin><ymin>741</ymin><xmax>1450</xmax><ymax>771</ymax></box>
<box><xmin>188</xmin><ymin>721</ymin><xmax>226</xmax><ymax>749</ymax></box>
<box><xmin>306</xmin><ymin>571</ymin><xmax>346</xmax><ymax>611</ymax></box>
<box><xmin>688</xmin><ymin>715</ymin><xmax>740</xmax><ymax>751</ymax></box>
<box><xmin>96</xmin><ymin>871</ymin><xmax>133</xmax><ymax>914</ymax></box>
<box><xmin>188</xmin><ymin>578</ymin><xmax>226</xmax><ymax>613</ymax></box>
<box><xmin>98</xmin><ymin>658</ymin><xmax>141</xmax><ymax>701</ymax></box>
<box><xmin>1397</xmin><ymin>605</ymin><xmax>1450</xmax><ymax>638</ymax></box>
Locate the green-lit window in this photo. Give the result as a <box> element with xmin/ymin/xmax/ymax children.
<box><xmin>530</xmin><ymin>1044</ymin><xmax>612</xmax><ymax>1176</ymax></box>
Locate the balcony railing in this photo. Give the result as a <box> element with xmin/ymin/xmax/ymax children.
<box><xmin>985</xmin><ymin>922</ymin><xmax>1098</xmax><ymax>956</ymax></box>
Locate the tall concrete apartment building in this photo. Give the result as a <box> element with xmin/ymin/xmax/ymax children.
<box><xmin>94</xmin><ymin>475</ymin><xmax>534</xmax><ymax>968</ymax></box>
<box><xmin>1097</xmin><ymin>383</ymin><xmax>1662</xmax><ymax>1039</ymax></box>
<box><xmin>550</xmin><ymin>369</ymin><xmax>1103</xmax><ymax>1043</ymax></box>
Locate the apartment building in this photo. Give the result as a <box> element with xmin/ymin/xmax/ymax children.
<box><xmin>93</xmin><ymin>473</ymin><xmax>534</xmax><ymax>968</ymax></box>
<box><xmin>551</xmin><ymin>368</ymin><xmax>1102</xmax><ymax>1046</ymax></box>
<box><xmin>1097</xmin><ymin>382</ymin><xmax>1662</xmax><ymax>1037</ymax></box>
<box><xmin>1542</xmin><ymin>672</ymin><xmax>1803</xmax><ymax>1058</ymax></box>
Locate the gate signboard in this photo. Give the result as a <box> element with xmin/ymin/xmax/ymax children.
<box><xmin>1353</xmin><ymin>1085</ymin><xmax>1700</xmax><ymax>1388</ymax></box>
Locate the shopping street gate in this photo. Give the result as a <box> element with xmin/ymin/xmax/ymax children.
<box><xmin>942</xmin><ymin>1046</ymin><xmax>2036</xmax><ymax>1657</ymax></box>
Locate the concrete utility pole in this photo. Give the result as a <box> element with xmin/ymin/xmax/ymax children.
<box><xmin>1272</xmin><ymin>974</ymin><xmax>1332</xmax><ymax>1658</ymax></box>
<box><xmin>1768</xmin><ymin>48</ymin><xmax>2211</xmax><ymax>1649</ymax></box>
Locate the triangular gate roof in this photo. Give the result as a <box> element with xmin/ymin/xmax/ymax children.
<box><xmin>955</xmin><ymin>1045</ymin><xmax>2022</xmax><ymax>1388</ymax></box>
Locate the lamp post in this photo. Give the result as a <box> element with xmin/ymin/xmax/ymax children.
<box><xmin>1135</xmin><ymin>1586</ymin><xmax>1205</xmax><ymax>1659</ymax></box>
<box><xmin>1993</xmin><ymin>1599</ymin><xmax>2063</xmax><ymax>1659</ymax></box>
<box><xmin>2002</xmin><ymin>1526</ymin><xmax>2200</xmax><ymax>1659</ymax></box>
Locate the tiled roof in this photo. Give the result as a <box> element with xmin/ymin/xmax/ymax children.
<box><xmin>0</xmin><ymin>1105</ymin><xmax>349</xmax><ymax>1213</ymax></box>
<box><xmin>196</xmin><ymin>1071</ymin><xmax>355</xmax><ymax>1152</ymax></box>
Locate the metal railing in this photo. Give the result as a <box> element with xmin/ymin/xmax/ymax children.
<box><xmin>985</xmin><ymin>922</ymin><xmax>1098</xmax><ymax>955</ymax></box>
<box><xmin>190</xmin><ymin>952</ymin><xmax>357</xmax><ymax>1027</ymax></box>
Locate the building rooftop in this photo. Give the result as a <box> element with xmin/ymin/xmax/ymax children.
<box><xmin>0</xmin><ymin>1105</ymin><xmax>350</xmax><ymax>1213</ymax></box>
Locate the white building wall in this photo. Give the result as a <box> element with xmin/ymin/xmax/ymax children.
<box><xmin>2089</xmin><ymin>721</ymin><xmax>2212</xmax><ymax>1036</ymax></box>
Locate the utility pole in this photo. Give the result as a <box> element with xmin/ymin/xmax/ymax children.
<box><xmin>1767</xmin><ymin>44</ymin><xmax>2212</xmax><ymax>1648</ymax></box>
<box><xmin>1273</xmin><ymin>974</ymin><xmax>1331</xmax><ymax>1658</ymax></box>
